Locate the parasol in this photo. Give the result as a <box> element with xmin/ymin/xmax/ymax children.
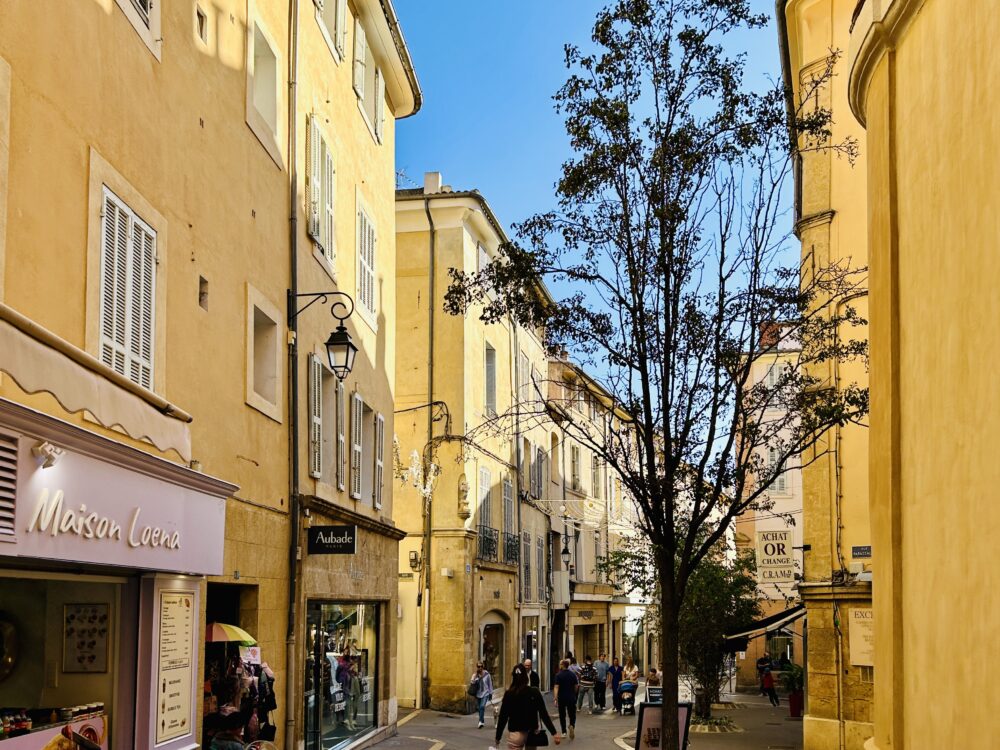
<box><xmin>205</xmin><ymin>622</ymin><xmax>257</xmax><ymax>645</ymax></box>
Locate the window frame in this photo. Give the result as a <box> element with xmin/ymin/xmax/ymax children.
<box><xmin>245</xmin><ymin>284</ymin><xmax>283</xmax><ymax>422</ymax></box>
<box><xmin>114</xmin><ymin>0</ymin><xmax>162</xmax><ymax>60</ymax></box>
<box><xmin>355</xmin><ymin>193</ymin><xmax>378</xmax><ymax>328</ymax></box>
<box><xmin>484</xmin><ymin>342</ymin><xmax>497</xmax><ymax>417</ymax></box>
<box><xmin>307</xmin><ymin>114</ymin><xmax>337</xmax><ymax>273</ymax></box>
<box><xmin>245</xmin><ymin>9</ymin><xmax>284</xmax><ymax>167</ymax></box>
<box><xmin>314</xmin><ymin>0</ymin><xmax>347</xmax><ymax>62</ymax></box>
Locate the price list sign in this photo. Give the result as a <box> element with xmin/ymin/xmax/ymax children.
<box><xmin>156</xmin><ymin>591</ymin><xmax>195</xmax><ymax>743</ymax></box>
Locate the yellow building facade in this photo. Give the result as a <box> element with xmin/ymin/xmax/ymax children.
<box><xmin>0</xmin><ymin>1</ymin><xmax>418</xmax><ymax>748</ymax></box>
<box><xmin>779</xmin><ymin>2</ymin><xmax>873</xmax><ymax>748</ymax></box>
<box><xmin>847</xmin><ymin>1</ymin><xmax>1000</xmax><ymax>747</ymax></box>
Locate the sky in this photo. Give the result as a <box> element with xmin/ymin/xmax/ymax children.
<box><xmin>394</xmin><ymin>1</ymin><xmax>784</xmax><ymax>239</ymax></box>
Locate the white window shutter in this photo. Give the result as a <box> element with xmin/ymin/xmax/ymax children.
<box><xmin>308</xmin><ymin>355</ymin><xmax>323</xmax><ymax>479</ymax></box>
<box><xmin>357</xmin><ymin>208</ymin><xmax>376</xmax><ymax>317</ymax></box>
<box><xmin>337</xmin><ymin>380</ymin><xmax>346</xmax><ymax>490</ymax></box>
<box><xmin>307</xmin><ymin>115</ymin><xmax>322</xmax><ymax>241</ymax></box>
<box><xmin>374</xmin><ymin>67</ymin><xmax>386</xmax><ymax>142</ymax></box>
<box><xmin>129</xmin><ymin>218</ymin><xmax>156</xmax><ymax>390</ymax></box>
<box><xmin>350</xmin><ymin>392</ymin><xmax>363</xmax><ymax>499</ymax></box>
<box><xmin>324</xmin><ymin>147</ymin><xmax>336</xmax><ymax>261</ymax></box>
<box><xmin>374</xmin><ymin>412</ymin><xmax>385</xmax><ymax>509</ymax></box>
<box><xmin>352</xmin><ymin>17</ymin><xmax>366</xmax><ymax>98</ymax></box>
<box><xmin>335</xmin><ymin>0</ymin><xmax>347</xmax><ymax>55</ymax></box>
<box><xmin>479</xmin><ymin>467</ymin><xmax>491</xmax><ymax>526</ymax></box>
<box><xmin>100</xmin><ymin>190</ymin><xmax>130</xmax><ymax>377</ymax></box>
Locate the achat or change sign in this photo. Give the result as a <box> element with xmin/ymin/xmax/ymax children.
<box><xmin>756</xmin><ymin>529</ymin><xmax>794</xmax><ymax>583</ymax></box>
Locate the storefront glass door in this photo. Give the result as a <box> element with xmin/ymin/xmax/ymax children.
<box><xmin>305</xmin><ymin>601</ymin><xmax>379</xmax><ymax>750</ymax></box>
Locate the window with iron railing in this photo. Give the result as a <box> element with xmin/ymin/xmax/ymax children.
<box><xmin>477</xmin><ymin>524</ymin><xmax>499</xmax><ymax>563</ymax></box>
<box><xmin>503</xmin><ymin>532</ymin><xmax>520</xmax><ymax>565</ymax></box>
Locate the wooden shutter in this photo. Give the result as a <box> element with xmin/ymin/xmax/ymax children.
<box><xmin>485</xmin><ymin>345</ymin><xmax>496</xmax><ymax>415</ymax></box>
<box><xmin>323</xmin><ymin>145</ymin><xmax>336</xmax><ymax>261</ymax></box>
<box><xmin>0</xmin><ymin>433</ymin><xmax>17</xmax><ymax>537</ymax></box>
<box><xmin>479</xmin><ymin>467</ymin><xmax>491</xmax><ymax>526</ymax></box>
<box><xmin>335</xmin><ymin>0</ymin><xmax>347</xmax><ymax>55</ymax></box>
<box><xmin>357</xmin><ymin>207</ymin><xmax>376</xmax><ymax>317</ymax></box>
<box><xmin>374</xmin><ymin>412</ymin><xmax>385</xmax><ymax>509</ymax></box>
<box><xmin>307</xmin><ymin>115</ymin><xmax>322</xmax><ymax>242</ymax></box>
<box><xmin>129</xmin><ymin>217</ymin><xmax>156</xmax><ymax>390</ymax></box>
<box><xmin>350</xmin><ymin>392</ymin><xmax>363</xmax><ymax>499</ymax></box>
<box><xmin>100</xmin><ymin>190</ymin><xmax>130</xmax><ymax>377</ymax></box>
<box><xmin>374</xmin><ymin>67</ymin><xmax>386</xmax><ymax>142</ymax></box>
<box><xmin>308</xmin><ymin>355</ymin><xmax>323</xmax><ymax>479</ymax></box>
<box><xmin>522</xmin><ymin>531</ymin><xmax>532</xmax><ymax>600</ymax></box>
<box><xmin>337</xmin><ymin>380</ymin><xmax>346</xmax><ymax>490</ymax></box>
<box><xmin>503</xmin><ymin>478</ymin><xmax>513</xmax><ymax>533</ymax></box>
<box><xmin>352</xmin><ymin>17</ymin><xmax>366</xmax><ymax>97</ymax></box>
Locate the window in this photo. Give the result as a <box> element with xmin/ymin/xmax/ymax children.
<box><xmin>246</xmin><ymin>16</ymin><xmax>282</xmax><ymax>165</ymax></box>
<box><xmin>479</xmin><ymin>467</ymin><xmax>492</xmax><ymax>527</ymax></box>
<box><xmin>535</xmin><ymin>446</ymin><xmax>546</xmax><ymax>500</ymax></box>
<box><xmin>315</xmin><ymin>0</ymin><xmax>347</xmax><ymax>59</ymax></box>
<box><xmin>349</xmin><ymin>393</ymin><xmax>384</xmax><ymax>506</ymax></box>
<box><xmin>114</xmin><ymin>0</ymin><xmax>161</xmax><ymax>59</ymax></box>
<box><xmin>536</xmin><ymin>537</ymin><xmax>545</xmax><ymax>601</ymax></box>
<box><xmin>307</xmin><ymin>355</ymin><xmax>346</xmax><ymax>489</ymax></box>
<box><xmin>246</xmin><ymin>294</ymin><xmax>282</xmax><ymax>421</ymax></box>
<box><xmin>571</xmin><ymin>445</ymin><xmax>581</xmax><ymax>492</ymax></box>
<box><xmin>356</xmin><ymin>201</ymin><xmax>377</xmax><ymax>322</ymax></box>
<box><xmin>99</xmin><ymin>187</ymin><xmax>156</xmax><ymax>390</ymax></box>
<box><xmin>517</xmin><ymin>351</ymin><xmax>530</xmax><ymax>402</ymax></box>
<box><xmin>307</xmin><ymin>115</ymin><xmax>337</xmax><ymax>264</ymax></box>
<box><xmin>503</xmin><ymin>478</ymin><xmax>514</xmax><ymax>534</ymax></box>
<box><xmin>591</xmin><ymin>455</ymin><xmax>602</xmax><ymax>500</ymax></box>
<box><xmin>195</xmin><ymin>6</ymin><xmax>208</xmax><ymax>44</ymax></box>
<box><xmin>522</xmin><ymin>532</ymin><xmax>532</xmax><ymax>601</ymax></box>
<box><xmin>352</xmin><ymin>17</ymin><xmax>386</xmax><ymax>142</ymax></box>
<box><xmin>860</xmin><ymin>666</ymin><xmax>874</xmax><ymax>684</ymax></box>
<box><xmin>594</xmin><ymin>530</ymin><xmax>603</xmax><ymax>582</ymax></box>
<box><xmin>484</xmin><ymin>343</ymin><xmax>497</xmax><ymax>416</ymax></box>
<box><xmin>768</xmin><ymin>447</ymin><xmax>787</xmax><ymax>493</ymax></box>
<box><xmin>336</xmin><ymin>381</ymin><xmax>346</xmax><ymax>490</ymax></box>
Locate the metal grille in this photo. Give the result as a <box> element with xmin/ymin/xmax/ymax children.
<box><xmin>0</xmin><ymin>433</ymin><xmax>17</xmax><ymax>537</ymax></box>
<box><xmin>503</xmin><ymin>532</ymin><xmax>520</xmax><ymax>565</ymax></box>
<box><xmin>477</xmin><ymin>525</ymin><xmax>499</xmax><ymax>563</ymax></box>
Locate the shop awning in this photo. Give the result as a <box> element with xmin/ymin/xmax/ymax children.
<box><xmin>0</xmin><ymin>304</ymin><xmax>192</xmax><ymax>461</ymax></box>
<box><xmin>724</xmin><ymin>604</ymin><xmax>806</xmax><ymax>643</ymax></box>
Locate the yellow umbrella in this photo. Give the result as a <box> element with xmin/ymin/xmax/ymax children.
<box><xmin>205</xmin><ymin>622</ymin><xmax>257</xmax><ymax>646</ymax></box>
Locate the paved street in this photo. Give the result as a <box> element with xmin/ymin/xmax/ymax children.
<box><xmin>383</xmin><ymin>690</ymin><xmax>801</xmax><ymax>750</ymax></box>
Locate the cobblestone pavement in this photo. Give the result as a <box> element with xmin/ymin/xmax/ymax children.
<box><xmin>381</xmin><ymin>689</ymin><xmax>802</xmax><ymax>750</ymax></box>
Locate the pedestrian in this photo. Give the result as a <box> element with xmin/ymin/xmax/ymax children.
<box><xmin>646</xmin><ymin>667</ymin><xmax>661</xmax><ymax>687</ymax></box>
<box><xmin>209</xmin><ymin>712</ymin><xmax>245</xmax><ymax>750</ymax></box>
<box><xmin>593</xmin><ymin>653</ymin><xmax>610</xmax><ymax>711</ymax></box>
<box><xmin>577</xmin><ymin>655</ymin><xmax>597</xmax><ymax>714</ymax></box>
<box><xmin>568</xmin><ymin>654</ymin><xmax>581</xmax><ymax>678</ymax></box>
<box><xmin>553</xmin><ymin>658</ymin><xmax>579</xmax><ymax>741</ymax></box>
<box><xmin>470</xmin><ymin>660</ymin><xmax>495</xmax><ymax>729</ymax></box>
<box><xmin>608</xmin><ymin>657</ymin><xmax>624</xmax><ymax>713</ymax></box>
<box><xmin>624</xmin><ymin>657</ymin><xmax>640</xmax><ymax>683</ymax></box>
<box><xmin>494</xmin><ymin>664</ymin><xmax>562</xmax><ymax>749</ymax></box>
<box><xmin>522</xmin><ymin>658</ymin><xmax>541</xmax><ymax>689</ymax></box>
<box><xmin>762</xmin><ymin>667</ymin><xmax>780</xmax><ymax>707</ymax></box>
<box><xmin>756</xmin><ymin>655</ymin><xmax>772</xmax><ymax>695</ymax></box>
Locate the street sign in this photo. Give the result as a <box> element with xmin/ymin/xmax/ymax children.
<box><xmin>307</xmin><ymin>525</ymin><xmax>357</xmax><ymax>554</ymax></box>
<box><xmin>852</xmin><ymin>545</ymin><xmax>872</xmax><ymax>559</ymax></box>
<box><xmin>755</xmin><ymin>529</ymin><xmax>794</xmax><ymax>583</ymax></box>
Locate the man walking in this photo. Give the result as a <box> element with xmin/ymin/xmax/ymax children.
<box><xmin>553</xmin><ymin>658</ymin><xmax>579</xmax><ymax>740</ymax></box>
<box><xmin>523</xmin><ymin>658</ymin><xmax>540</xmax><ymax>689</ymax></box>
<box><xmin>593</xmin><ymin>653</ymin><xmax>610</xmax><ymax>712</ymax></box>
<box><xmin>577</xmin><ymin>655</ymin><xmax>597</xmax><ymax>714</ymax></box>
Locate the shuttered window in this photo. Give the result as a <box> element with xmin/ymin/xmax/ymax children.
<box><xmin>374</xmin><ymin>413</ymin><xmax>385</xmax><ymax>509</ymax></box>
<box><xmin>536</xmin><ymin>537</ymin><xmax>545</xmax><ymax>600</ymax></box>
<box><xmin>503</xmin><ymin>478</ymin><xmax>514</xmax><ymax>534</ymax></box>
<box><xmin>522</xmin><ymin>532</ymin><xmax>532</xmax><ymax>601</ymax></box>
<box><xmin>308</xmin><ymin>354</ymin><xmax>323</xmax><ymax>479</ymax></box>
<box><xmin>768</xmin><ymin>447</ymin><xmax>787</xmax><ymax>493</ymax></box>
<box><xmin>350</xmin><ymin>392</ymin><xmax>363</xmax><ymax>499</ymax></box>
<box><xmin>352</xmin><ymin>17</ymin><xmax>366</xmax><ymax>97</ymax></box>
<box><xmin>571</xmin><ymin>445</ymin><xmax>581</xmax><ymax>491</ymax></box>
<box><xmin>307</xmin><ymin>115</ymin><xmax>337</xmax><ymax>263</ymax></box>
<box><xmin>591</xmin><ymin>455</ymin><xmax>601</xmax><ymax>499</ymax></box>
<box><xmin>356</xmin><ymin>204</ymin><xmax>376</xmax><ymax>320</ymax></box>
<box><xmin>0</xmin><ymin>433</ymin><xmax>16</xmax><ymax>538</ymax></box>
<box><xmin>479</xmin><ymin>467</ymin><xmax>492</xmax><ymax>527</ymax></box>
<box><xmin>518</xmin><ymin>351</ymin><xmax>529</xmax><ymax>403</ymax></box>
<box><xmin>131</xmin><ymin>0</ymin><xmax>151</xmax><ymax>26</ymax></box>
<box><xmin>485</xmin><ymin>343</ymin><xmax>497</xmax><ymax>416</ymax></box>
<box><xmin>374</xmin><ymin>68</ymin><xmax>386</xmax><ymax>143</ymax></box>
<box><xmin>337</xmin><ymin>381</ymin><xmax>346</xmax><ymax>490</ymax></box>
<box><xmin>99</xmin><ymin>187</ymin><xmax>156</xmax><ymax>390</ymax></box>
<box><xmin>315</xmin><ymin>0</ymin><xmax>347</xmax><ymax>57</ymax></box>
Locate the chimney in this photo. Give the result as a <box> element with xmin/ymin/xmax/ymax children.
<box><xmin>424</xmin><ymin>172</ymin><xmax>442</xmax><ymax>195</ymax></box>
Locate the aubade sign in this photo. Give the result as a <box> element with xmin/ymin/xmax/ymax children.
<box><xmin>307</xmin><ymin>525</ymin><xmax>357</xmax><ymax>555</ymax></box>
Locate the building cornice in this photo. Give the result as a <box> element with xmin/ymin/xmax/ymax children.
<box><xmin>798</xmin><ymin>580</ymin><xmax>873</xmax><ymax>602</ymax></box>
<box><xmin>301</xmin><ymin>493</ymin><xmax>406</xmax><ymax>540</ymax></box>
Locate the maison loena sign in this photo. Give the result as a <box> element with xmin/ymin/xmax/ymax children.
<box><xmin>4</xmin><ymin>436</ymin><xmax>226</xmax><ymax>575</ymax></box>
<box><xmin>307</xmin><ymin>525</ymin><xmax>357</xmax><ymax>555</ymax></box>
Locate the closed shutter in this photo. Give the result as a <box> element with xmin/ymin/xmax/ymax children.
<box><xmin>350</xmin><ymin>393</ymin><xmax>363</xmax><ymax>499</ymax></box>
<box><xmin>528</xmin><ymin>444</ymin><xmax>537</xmax><ymax>498</ymax></box>
<box><xmin>337</xmin><ymin>380</ymin><xmax>346</xmax><ymax>490</ymax></box>
<box><xmin>522</xmin><ymin>532</ymin><xmax>532</xmax><ymax>601</ymax></box>
<box><xmin>374</xmin><ymin>412</ymin><xmax>385</xmax><ymax>509</ymax></box>
<box><xmin>308</xmin><ymin>354</ymin><xmax>323</xmax><ymax>479</ymax></box>
<box><xmin>536</xmin><ymin>447</ymin><xmax>545</xmax><ymax>498</ymax></box>
<box><xmin>0</xmin><ymin>433</ymin><xmax>16</xmax><ymax>537</ymax></box>
<box><xmin>479</xmin><ymin>467</ymin><xmax>491</xmax><ymax>526</ymax></box>
<box><xmin>536</xmin><ymin>537</ymin><xmax>545</xmax><ymax>600</ymax></box>
<box><xmin>484</xmin><ymin>345</ymin><xmax>496</xmax><ymax>415</ymax></box>
<box><xmin>100</xmin><ymin>191</ymin><xmax>130</xmax><ymax>377</ymax></box>
<box><xmin>323</xmin><ymin>146</ymin><xmax>336</xmax><ymax>261</ymax></box>
<box><xmin>352</xmin><ymin>17</ymin><xmax>366</xmax><ymax>97</ymax></box>
<box><xmin>357</xmin><ymin>207</ymin><xmax>376</xmax><ymax>317</ymax></box>
<box><xmin>307</xmin><ymin>114</ymin><xmax>322</xmax><ymax>242</ymax></box>
<box><xmin>503</xmin><ymin>478</ymin><xmax>513</xmax><ymax>533</ymax></box>
<box><xmin>374</xmin><ymin>67</ymin><xmax>386</xmax><ymax>142</ymax></box>
<box><xmin>129</xmin><ymin>217</ymin><xmax>155</xmax><ymax>390</ymax></box>
<box><xmin>335</xmin><ymin>0</ymin><xmax>347</xmax><ymax>55</ymax></box>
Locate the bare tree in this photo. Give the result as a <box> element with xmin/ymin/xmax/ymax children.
<box><xmin>445</xmin><ymin>0</ymin><xmax>866</xmax><ymax>745</ymax></box>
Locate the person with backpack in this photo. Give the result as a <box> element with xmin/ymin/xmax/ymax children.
<box><xmin>577</xmin><ymin>655</ymin><xmax>597</xmax><ymax>714</ymax></box>
<box><xmin>470</xmin><ymin>661</ymin><xmax>495</xmax><ymax>728</ymax></box>
<box><xmin>494</xmin><ymin>664</ymin><xmax>562</xmax><ymax>749</ymax></box>
<box><xmin>553</xmin><ymin>659</ymin><xmax>579</xmax><ymax>740</ymax></box>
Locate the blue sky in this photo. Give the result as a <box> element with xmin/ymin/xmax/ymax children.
<box><xmin>394</xmin><ymin>1</ymin><xmax>783</xmax><ymax>238</ymax></box>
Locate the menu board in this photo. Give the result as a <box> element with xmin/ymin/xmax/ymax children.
<box><xmin>156</xmin><ymin>591</ymin><xmax>195</xmax><ymax>743</ymax></box>
<box><xmin>636</xmin><ymin>702</ymin><xmax>692</xmax><ymax>750</ymax></box>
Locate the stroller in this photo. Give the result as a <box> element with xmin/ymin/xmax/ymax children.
<box><xmin>618</xmin><ymin>680</ymin><xmax>637</xmax><ymax>715</ymax></box>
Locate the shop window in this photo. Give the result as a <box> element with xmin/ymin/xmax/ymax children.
<box><xmin>482</xmin><ymin>623</ymin><xmax>505</xmax><ymax>687</ymax></box>
<box><xmin>305</xmin><ymin>601</ymin><xmax>379</xmax><ymax>750</ymax></box>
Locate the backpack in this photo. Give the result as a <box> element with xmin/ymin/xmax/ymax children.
<box><xmin>468</xmin><ymin>676</ymin><xmax>481</xmax><ymax>697</ymax></box>
<box><xmin>580</xmin><ymin>664</ymin><xmax>596</xmax><ymax>686</ymax></box>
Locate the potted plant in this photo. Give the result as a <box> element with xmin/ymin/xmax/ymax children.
<box><xmin>780</xmin><ymin>664</ymin><xmax>805</xmax><ymax>718</ymax></box>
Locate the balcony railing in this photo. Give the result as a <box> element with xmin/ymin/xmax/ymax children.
<box><xmin>503</xmin><ymin>532</ymin><xmax>520</xmax><ymax>565</ymax></box>
<box><xmin>477</xmin><ymin>525</ymin><xmax>499</xmax><ymax>563</ymax></box>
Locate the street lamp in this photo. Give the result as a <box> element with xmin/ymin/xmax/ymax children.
<box><xmin>289</xmin><ymin>290</ymin><xmax>357</xmax><ymax>381</ymax></box>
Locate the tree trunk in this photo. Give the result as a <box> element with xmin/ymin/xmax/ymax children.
<box><xmin>658</xmin><ymin>551</ymin><xmax>681</xmax><ymax>750</ymax></box>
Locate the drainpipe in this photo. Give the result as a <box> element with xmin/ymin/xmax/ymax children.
<box><xmin>420</xmin><ymin>197</ymin><xmax>436</xmax><ymax>709</ymax></box>
<box><xmin>513</xmin><ymin>322</ymin><xmax>523</xmax><ymax>665</ymax></box>
<box><xmin>284</xmin><ymin>0</ymin><xmax>300</xmax><ymax>745</ymax></box>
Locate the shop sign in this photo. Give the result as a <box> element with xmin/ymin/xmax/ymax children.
<box><xmin>307</xmin><ymin>525</ymin><xmax>357</xmax><ymax>554</ymax></box>
<box><xmin>849</xmin><ymin>608</ymin><xmax>875</xmax><ymax>667</ymax></box>
<box><xmin>755</xmin><ymin>530</ymin><xmax>794</xmax><ymax>583</ymax></box>
<box><xmin>852</xmin><ymin>545</ymin><xmax>872</xmax><ymax>559</ymax></box>
<box><xmin>636</xmin><ymin>701</ymin><xmax>692</xmax><ymax>750</ymax></box>
<box><xmin>9</xmin><ymin>438</ymin><xmax>225</xmax><ymax>575</ymax></box>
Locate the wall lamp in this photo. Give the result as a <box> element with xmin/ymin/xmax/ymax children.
<box><xmin>32</xmin><ymin>440</ymin><xmax>64</xmax><ymax>469</ymax></box>
<box><xmin>288</xmin><ymin>291</ymin><xmax>358</xmax><ymax>381</ymax></box>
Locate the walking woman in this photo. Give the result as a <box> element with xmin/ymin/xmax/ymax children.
<box><xmin>494</xmin><ymin>665</ymin><xmax>561</xmax><ymax>749</ymax></box>
<box><xmin>624</xmin><ymin>657</ymin><xmax>640</xmax><ymax>683</ymax></box>
<box><xmin>470</xmin><ymin>661</ymin><xmax>495</xmax><ymax>728</ymax></box>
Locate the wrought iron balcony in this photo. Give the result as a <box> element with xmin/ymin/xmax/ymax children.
<box><xmin>477</xmin><ymin>525</ymin><xmax>499</xmax><ymax>563</ymax></box>
<box><xmin>503</xmin><ymin>532</ymin><xmax>520</xmax><ymax>565</ymax></box>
